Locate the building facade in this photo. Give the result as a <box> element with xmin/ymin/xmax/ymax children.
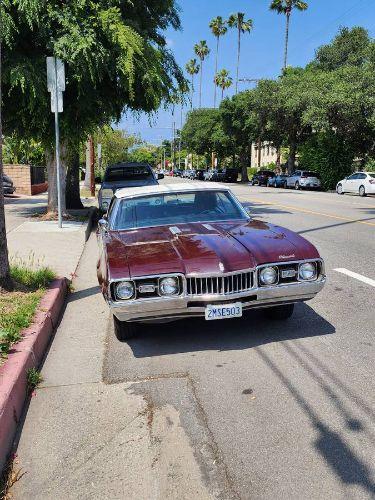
<box><xmin>251</xmin><ymin>141</ymin><xmax>278</xmax><ymax>169</ymax></box>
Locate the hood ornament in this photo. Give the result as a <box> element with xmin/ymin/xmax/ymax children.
<box><xmin>219</xmin><ymin>262</ymin><xmax>225</xmax><ymax>272</ymax></box>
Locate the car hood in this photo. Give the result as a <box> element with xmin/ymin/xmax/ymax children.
<box><xmin>106</xmin><ymin>220</ymin><xmax>320</xmax><ymax>280</ymax></box>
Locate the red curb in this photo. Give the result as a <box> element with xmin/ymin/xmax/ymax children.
<box><xmin>0</xmin><ymin>278</ymin><xmax>68</xmax><ymax>471</ymax></box>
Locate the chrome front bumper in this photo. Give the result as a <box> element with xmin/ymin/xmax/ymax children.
<box><xmin>108</xmin><ymin>278</ymin><xmax>326</xmax><ymax>323</ymax></box>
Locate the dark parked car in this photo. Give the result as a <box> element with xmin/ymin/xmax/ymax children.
<box><xmin>222</xmin><ymin>168</ymin><xmax>239</xmax><ymax>183</ymax></box>
<box><xmin>268</xmin><ymin>174</ymin><xmax>289</xmax><ymax>188</ymax></box>
<box><xmin>98</xmin><ymin>162</ymin><xmax>162</xmax><ymax>212</ymax></box>
<box><xmin>250</xmin><ymin>170</ymin><xmax>275</xmax><ymax>186</ymax></box>
<box><xmin>173</xmin><ymin>169</ymin><xmax>183</xmax><ymax>177</ymax></box>
<box><xmin>194</xmin><ymin>169</ymin><xmax>206</xmax><ymax>180</ymax></box>
<box><xmin>3</xmin><ymin>174</ymin><xmax>16</xmax><ymax>194</ymax></box>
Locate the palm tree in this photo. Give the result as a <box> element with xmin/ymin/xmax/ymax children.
<box><xmin>214</xmin><ymin>69</ymin><xmax>233</xmax><ymax>100</ymax></box>
<box><xmin>209</xmin><ymin>16</ymin><xmax>228</xmax><ymax>108</ymax></box>
<box><xmin>270</xmin><ymin>0</ymin><xmax>308</xmax><ymax>71</ymax></box>
<box><xmin>228</xmin><ymin>13</ymin><xmax>253</xmax><ymax>94</ymax></box>
<box><xmin>185</xmin><ymin>59</ymin><xmax>200</xmax><ymax>109</ymax></box>
<box><xmin>194</xmin><ymin>41</ymin><xmax>210</xmax><ymax>108</ymax></box>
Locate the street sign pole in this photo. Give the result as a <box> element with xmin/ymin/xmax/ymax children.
<box><xmin>53</xmin><ymin>59</ymin><xmax>63</xmax><ymax>229</ymax></box>
<box><xmin>47</xmin><ymin>56</ymin><xmax>65</xmax><ymax>229</ymax></box>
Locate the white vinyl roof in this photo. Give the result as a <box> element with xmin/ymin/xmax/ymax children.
<box><xmin>115</xmin><ymin>182</ymin><xmax>231</xmax><ymax>199</ymax></box>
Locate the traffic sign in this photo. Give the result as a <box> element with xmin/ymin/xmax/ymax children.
<box><xmin>47</xmin><ymin>57</ymin><xmax>65</xmax><ymax>92</ymax></box>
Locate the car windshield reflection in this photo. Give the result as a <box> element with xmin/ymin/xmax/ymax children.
<box><xmin>113</xmin><ymin>190</ymin><xmax>248</xmax><ymax>230</ymax></box>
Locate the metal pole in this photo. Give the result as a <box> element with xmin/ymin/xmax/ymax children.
<box><xmin>54</xmin><ymin>58</ymin><xmax>63</xmax><ymax>228</ymax></box>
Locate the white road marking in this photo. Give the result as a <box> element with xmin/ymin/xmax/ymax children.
<box><xmin>334</xmin><ymin>268</ymin><xmax>375</xmax><ymax>287</ymax></box>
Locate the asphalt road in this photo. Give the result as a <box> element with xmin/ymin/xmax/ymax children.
<box><xmin>12</xmin><ymin>179</ymin><xmax>375</xmax><ymax>499</ymax></box>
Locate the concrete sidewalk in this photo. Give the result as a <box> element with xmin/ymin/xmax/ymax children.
<box><xmin>5</xmin><ymin>194</ymin><xmax>96</xmax><ymax>278</ymax></box>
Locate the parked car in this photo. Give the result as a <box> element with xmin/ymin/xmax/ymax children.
<box><xmin>286</xmin><ymin>170</ymin><xmax>321</xmax><ymax>190</ymax></box>
<box><xmin>210</xmin><ymin>169</ymin><xmax>224</xmax><ymax>182</ymax></box>
<box><xmin>250</xmin><ymin>170</ymin><xmax>275</xmax><ymax>186</ymax></box>
<box><xmin>97</xmin><ymin>183</ymin><xmax>326</xmax><ymax>340</ymax></box>
<box><xmin>98</xmin><ymin>162</ymin><xmax>162</xmax><ymax>212</ymax></box>
<box><xmin>268</xmin><ymin>174</ymin><xmax>289</xmax><ymax>188</ymax></box>
<box><xmin>3</xmin><ymin>174</ymin><xmax>16</xmax><ymax>195</ymax></box>
<box><xmin>203</xmin><ymin>169</ymin><xmax>215</xmax><ymax>181</ymax></box>
<box><xmin>222</xmin><ymin>168</ymin><xmax>239</xmax><ymax>183</ymax></box>
<box><xmin>336</xmin><ymin>171</ymin><xmax>375</xmax><ymax>197</ymax></box>
<box><xmin>194</xmin><ymin>169</ymin><xmax>206</xmax><ymax>180</ymax></box>
<box><xmin>173</xmin><ymin>169</ymin><xmax>183</xmax><ymax>177</ymax></box>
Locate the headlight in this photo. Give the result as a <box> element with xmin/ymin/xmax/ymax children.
<box><xmin>259</xmin><ymin>267</ymin><xmax>278</xmax><ymax>286</ymax></box>
<box><xmin>115</xmin><ymin>281</ymin><xmax>135</xmax><ymax>300</ymax></box>
<box><xmin>299</xmin><ymin>262</ymin><xmax>317</xmax><ymax>281</ymax></box>
<box><xmin>101</xmin><ymin>189</ymin><xmax>113</xmax><ymax>198</ymax></box>
<box><xmin>159</xmin><ymin>277</ymin><xmax>180</xmax><ymax>296</ymax></box>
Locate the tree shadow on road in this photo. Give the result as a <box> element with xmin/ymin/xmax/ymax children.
<box><xmin>256</xmin><ymin>346</ymin><xmax>375</xmax><ymax>498</ymax></box>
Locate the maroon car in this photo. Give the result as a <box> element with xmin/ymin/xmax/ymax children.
<box><xmin>97</xmin><ymin>184</ymin><xmax>326</xmax><ymax>341</ymax></box>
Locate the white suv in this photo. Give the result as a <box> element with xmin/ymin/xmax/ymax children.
<box><xmin>286</xmin><ymin>170</ymin><xmax>321</xmax><ymax>190</ymax></box>
<box><xmin>336</xmin><ymin>172</ymin><xmax>375</xmax><ymax>197</ymax></box>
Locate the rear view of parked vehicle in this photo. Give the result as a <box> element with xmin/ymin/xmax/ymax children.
<box><xmin>286</xmin><ymin>171</ymin><xmax>321</xmax><ymax>190</ymax></box>
<box><xmin>336</xmin><ymin>172</ymin><xmax>375</xmax><ymax>197</ymax></box>
<box><xmin>251</xmin><ymin>170</ymin><xmax>275</xmax><ymax>186</ymax></box>
<box><xmin>268</xmin><ymin>174</ymin><xmax>289</xmax><ymax>188</ymax></box>
<box><xmin>222</xmin><ymin>168</ymin><xmax>239</xmax><ymax>182</ymax></box>
<box><xmin>2</xmin><ymin>174</ymin><xmax>16</xmax><ymax>195</ymax></box>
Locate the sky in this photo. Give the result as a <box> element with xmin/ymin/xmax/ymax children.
<box><xmin>119</xmin><ymin>0</ymin><xmax>375</xmax><ymax>145</ymax></box>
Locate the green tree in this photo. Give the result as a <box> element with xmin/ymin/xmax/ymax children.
<box><xmin>214</xmin><ymin>69</ymin><xmax>233</xmax><ymax>100</ymax></box>
<box><xmin>228</xmin><ymin>13</ymin><xmax>253</xmax><ymax>94</ymax></box>
<box><xmin>181</xmin><ymin>108</ymin><xmax>232</xmax><ymax>164</ymax></box>
<box><xmin>185</xmin><ymin>59</ymin><xmax>200</xmax><ymax>109</ymax></box>
<box><xmin>2</xmin><ymin>0</ymin><xmax>186</xmax><ymax>214</ymax></box>
<box><xmin>270</xmin><ymin>0</ymin><xmax>308</xmax><ymax>71</ymax></box>
<box><xmin>194</xmin><ymin>41</ymin><xmax>210</xmax><ymax>108</ymax></box>
<box><xmin>0</xmin><ymin>0</ymin><xmax>40</xmax><ymax>290</ymax></box>
<box><xmin>209</xmin><ymin>16</ymin><xmax>228</xmax><ymax>108</ymax></box>
<box><xmin>93</xmin><ymin>126</ymin><xmax>142</xmax><ymax>173</ymax></box>
<box><xmin>128</xmin><ymin>144</ymin><xmax>159</xmax><ymax>165</ymax></box>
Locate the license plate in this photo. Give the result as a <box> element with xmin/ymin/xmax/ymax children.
<box><xmin>205</xmin><ymin>303</ymin><xmax>242</xmax><ymax>321</ymax></box>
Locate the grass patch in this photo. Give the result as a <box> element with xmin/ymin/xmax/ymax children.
<box><xmin>0</xmin><ymin>266</ymin><xmax>55</xmax><ymax>359</ymax></box>
<box><xmin>27</xmin><ymin>367</ymin><xmax>43</xmax><ymax>390</ymax></box>
<box><xmin>10</xmin><ymin>266</ymin><xmax>55</xmax><ymax>289</ymax></box>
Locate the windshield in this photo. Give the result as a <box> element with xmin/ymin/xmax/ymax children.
<box><xmin>113</xmin><ymin>190</ymin><xmax>247</xmax><ymax>230</ymax></box>
<box><xmin>104</xmin><ymin>166</ymin><xmax>153</xmax><ymax>182</ymax></box>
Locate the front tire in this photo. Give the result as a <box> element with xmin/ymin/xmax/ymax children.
<box><xmin>359</xmin><ymin>185</ymin><xmax>366</xmax><ymax>197</ymax></box>
<box><xmin>264</xmin><ymin>303</ymin><xmax>295</xmax><ymax>320</ymax></box>
<box><xmin>295</xmin><ymin>182</ymin><xmax>300</xmax><ymax>190</ymax></box>
<box><xmin>113</xmin><ymin>315</ymin><xmax>138</xmax><ymax>341</ymax></box>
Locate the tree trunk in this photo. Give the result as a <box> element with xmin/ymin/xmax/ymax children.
<box><xmin>283</xmin><ymin>12</ymin><xmax>291</xmax><ymax>71</ymax></box>
<box><xmin>199</xmin><ymin>61</ymin><xmax>203</xmax><ymax>108</ymax></box>
<box><xmin>235</xmin><ymin>28</ymin><xmax>241</xmax><ymax>94</ymax></box>
<box><xmin>276</xmin><ymin>147</ymin><xmax>281</xmax><ymax>171</ymax></box>
<box><xmin>191</xmin><ymin>75</ymin><xmax>194</xmax><ymax>109</ymax></box>
<box><xmin>0</xmin><ymin>38</ymin><xmax>13</xmax><ymax>290</ymax></box>
<box><xmin>240</xmin><ymin>150</ymin><xmax>249</xmax><ymax>183</ymax></box>
<box><xmin>214</xmin><ymin>36</ymin><xmax>219</xmax><ymax>108</ymax></box>
<box><xmin>46</xmin><ymin>144</ymin><xmax>67</xmax><ymax>215</ymax></box>
<box><xmin>258</xmin><ymin>137</ymin><xmax>262</xmax><ymax>168</ymax></box>
<box><xmin>66</xmin><ymin>143</ymin><xmax>84</xmax><ymax>210</ymax></box>
<box><xmin>287</xmin><ymin>141</ymin><xmax>297</xmax><ymax>174</ymax></box>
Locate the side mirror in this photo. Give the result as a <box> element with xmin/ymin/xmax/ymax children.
<box><xmin>157</xmin><ymin>173</ymin><xmax>164</xmax><ymax>180</ymax></box>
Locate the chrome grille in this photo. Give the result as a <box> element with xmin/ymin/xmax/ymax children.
<box><xmin>186</xmin><ymin>271</ymin><xmax>254</xmax><ymax>297</ymax></box>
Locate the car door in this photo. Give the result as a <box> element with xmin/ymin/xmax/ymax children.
<box><xmin>344</xmin><ymin>173</ymin><xmax>359</xmax><ymax>192</ymax></box>
<box><xmin>288</xmin><ymin>171</ymin><xmax>298</xmax><ymax>187</ymax></box>
<box><xmin>356</xmin><ymin>173</ymin><xmax>367</xmax><ymax>193</ymax></box>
